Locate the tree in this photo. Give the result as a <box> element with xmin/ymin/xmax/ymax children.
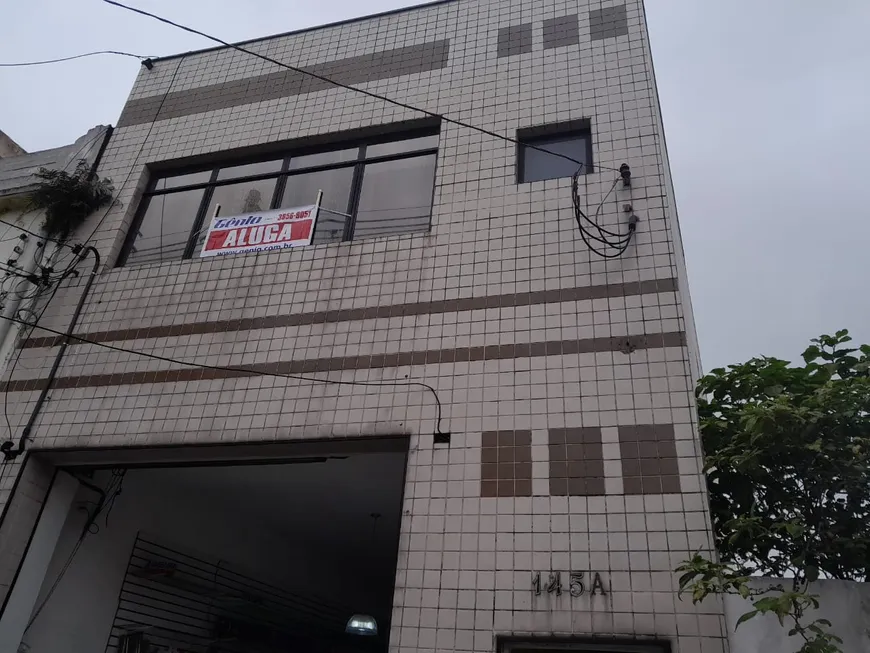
<box><xmin>677</xmin><ymin>330</ymin><xmax>870</xmax><ymax>653</ymax></box>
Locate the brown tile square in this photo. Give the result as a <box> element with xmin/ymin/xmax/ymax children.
<box><xmin>618</xmin><ymin>425</ymin><xmax>638</xmax><ymax>443</ymax></box>
<box><xmin>566</xmin><ymin>427</ymin><xmax>601</xmax><ymax>444</ymax></box>
<box><xmin>567</xmin><ymin>478</ymin><xmax>587</xmax><ymax>495</ymax></box>
<box><xmin>642</xmin><ymin>476</ymin><xmax>663</xmax><ymax>494</ymax></box>
<box><xmin>482</xmin><ymin>431</ymin><xmax>499</xmax><ymax>448</ymax></box>
<box><xmin>499</xmin><ymin>446</ymin><xmax>515</xmax><ymax>463</ymax></box>
<box><xmin>515</xmin><ymin>462</ymin><xmax>532</xmax><ymax>480</ymax></box>
<box><xmin>514</xmin><ymin>479</ymin><xmax>532</xmax><ymax>496</ymax></box>
<box><xmin>622</xmin><ymin>459</ymin><xmax>641</xmax><ymax>476</ymax></box>
<box><xmin>640</xmin><ymin>458</ymin><xmax>661</xmax><ymax>475</ymax></box>
<box><xmin>514</xmin><ymin>446</ymin><xmax>531</xmax><ymax>463</ymax></box>
<box><xmin>550</xmin><ymin>478</ymin><xmax>569</xmax><ymax>496</ymax></box>
<box><xmin>658</xmin><ymin>440</ymin><xmax>677</xmax><ymax>458</ymax></box>
<box><xmin>619</xmin><ymin>441</ymin><xmax>640</xmax><ymax>459</ymax></box>
<box><xmin>638</xmin><ymin>441</ymin><xmax>659</xmax><ymax>458</ymax></box>
<box><xmin>585</xmin><ymin>477</ymin><xmax>606</xmax><ymax>495</ymax></box>
<box><xmin>549</xmin><ymin>428</ymin><xmax>567</xmax><ymax>444</ymax></box>
<box><xmin>481</xmin><ymin>463</ymin><xmax>498</xmax><ymax>480</ymax></box>
<box><xmin>497</xmin><ymin>463</ymin><xmax>514</xmax><ymax>480</ymax></box>
<box><xmin>496</xmin><ymin>480</ymin><xmax>516</xmax><ymax>497</ymax></box>
<box><xmin>497</xmin><ymin>431</ymin><xmax>514</xmax><ymax>446</ymax></box>
<box><xmin>550</xmin><ymin>461</ymin><xmax>568</xmax><ymax>478</ymax></box>
<box><xmin>481</xmin><ymin>447</ymin><xmax>498</xmax><ymax>464</ymax></box>
<box><xmin>623</xmin><ymin>477</ymin><xmax>644</xmax><ymax>495</ymax></box>
<box><xmin>549</xmin><ymin>443</ymin><xmax>567</xmax><ymax>461</ymax></box>
<box><xmin>659</xmin><ymin>457</ymin><xmax>679</xmax><ymax>476</ymax></box>
<box><xmin>481</xmin><ymin>480</ymin><xmax>498</xmax><ymax>497</ymax></box>
<box><xmin>660</xmin><ymin>475</ymin><xmax>682</xmax><ymax>493</ymax></box>
<box><xmin>514</xmin><ymin>430</ymin><xmax>531</xmax><ymax>446</ymax></box>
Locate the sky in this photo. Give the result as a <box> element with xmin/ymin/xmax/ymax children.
<box><xmin>1</xmin><ymin>0</ymin><xmax>868</xmax><ymax>371</ymax></box>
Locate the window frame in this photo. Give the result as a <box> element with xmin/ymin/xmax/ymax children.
<box><xmin>516</xmin><ymin>119</ymin><xmax>594</xmax><ymax>184</ymax></box>
<box><xmin>118</xmin><ymin>127</ymin><xmax>439</xmax><ymax>267</ymax></box>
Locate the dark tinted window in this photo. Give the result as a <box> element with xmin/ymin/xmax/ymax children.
<box><xmin>518</xmin><ymin>129</ymin><xmax>591</xmax><ymax>183</ymax></box>
<box><xmin>125</xmin><ymin>188</ymin><xmax>205</xmax><ymax>266</ymax></box>
<box><xmin>354</xmin><ymin>154</ymin><xmax>436</xmax><ymax>239</ymax></box>
<box><xmin>121</xmin><ymin>129</ymin><xmax>439</xmax><ymax>267</ymax></box>
<box><xmin>281</xmin><ymin>167</ymin><xmax>355</xmax><ymax>244</ymax></box>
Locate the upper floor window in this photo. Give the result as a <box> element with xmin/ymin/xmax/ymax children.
<box><xmin>517</xmin><ymin>120</ymin><xmax>592</xmax><ymax>183</ymax></box>
<box><xmin>120</xmin><ymin>129</ymin><xmax>439</xmax><ymax>267</ymax></box>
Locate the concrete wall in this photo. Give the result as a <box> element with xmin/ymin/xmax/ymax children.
<box><xmin>0</xmin><ymin>1</ymin><xmax>725</xmax><ymax>652</ymax></box>
<box><xmin>724</xmin><ymin>578</ymin><xmax>870</xmax><ymax>653</ymax></box>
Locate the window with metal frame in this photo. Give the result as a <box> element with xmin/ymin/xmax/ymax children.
<box><xmin>517</xmin><ymin>120</ymin><xmax>593</xmax><ymax>183</ymax></box>
<box><xmin>120</xmin><ymin>129</ymin><xmax>439</xmax><ymax>267</ymax></box>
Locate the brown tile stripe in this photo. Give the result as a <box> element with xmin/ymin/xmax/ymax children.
<box><xmin>117</xmin><ymin>40</ymin><xmax>450</xmax><ymax>128</ymax></box>
<box><xmin>23</xmin><ymin>278</ymin><xmax>678</xmax><ymax>349</ymax></box>
<box><xmin>481</xmin><ymin>430</ymin><xmax>532</xmax><ymax>497</ymax></box>
<box><xmin>2</xmin><ymin>331</ymin><xmax>686</xmax><ymax>393</ymax></box>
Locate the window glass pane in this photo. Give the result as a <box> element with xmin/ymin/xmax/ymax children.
<box><xmin>520</xmin><ymin>134</ymin><xmax>589</xmax><ymax>182</ymax></box>
<box><xmin>195</xmin><ymin>177</ymin><xmax>278</xmax><ymax>253</ymax></box>
<box><xmin>288</xmin><ymin>148</ymin><xmax>358</xmax><ymax>170</ymax></box>
<box><xmin>353</xmin><ymin>154</ymin><xmax>436</xmax><ymax>241</ymax></box>
<box><xmin>153</xmin><ymin>170</ymin><xmax>212</xmax><ymax>191</ymax></box>
<box><xmin>217</xmin><ymin>159</ymin><xmax>283</xmax><ymax>180</ymax></box>
<box><xmin>366</xmin><ymin>134</ymin><xmax>439</xmax><ymax>158</ymax></box>
<box><xmin>125</xmin><ymin>188</ymin><xmax>205</xmax><ymax>266</ymax></box>
<box><xmin>281</xmin><ymin>167</ymin><xmax>355</xmax><ymax>244</ymax></box>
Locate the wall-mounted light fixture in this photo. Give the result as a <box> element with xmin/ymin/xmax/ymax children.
<box><xmin>346</xmin><ymin>614</ymin><xmax>378</xmax><ymax>636</ymax></box>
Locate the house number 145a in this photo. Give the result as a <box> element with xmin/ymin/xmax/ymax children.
<box><xmin>532</xmin><ymin>571</ymin><xmax>607</xmax><ymax>597</ymax></box>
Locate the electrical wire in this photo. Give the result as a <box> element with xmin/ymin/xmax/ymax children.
<box><xmin>100</xmin><ymin>1</ymin><xmax>640</xmax><ymax>259</ymax></box>
<box><xmin>571</xmin><ymin>169</ymin><xmax>637</xmax><ymax>258</ymax></box>
<box><xmin>78</xmin><ymin>55</ymin><xmax>187</xmax><ymax>251</ymax></box>
<box><xmin>101</xmin><ymin>0</ymin><xmax>622</xmax><ymax>176</ymax></box>
<box><xmin>1</xmin><ymin>251</ymin><xmax>88</xmax><ymax>438</ymax></box>
<box><xmin>0</xmin><ymin>312</ymin><xmax>447</xmax><ymax>437</ymax></box>
<box><xmin>23</xmin><ymin>469</ymin><xmax>127</xmax><ymax>633</ymax></box>
<box><xmin>0</xmin><ymin>50</ymin><xmax>147</xmax><ymax>67</ymax></box>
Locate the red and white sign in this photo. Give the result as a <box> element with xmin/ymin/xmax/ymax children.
<box><xmin>199</xmin><ymin>205</ymin><xmax>319</xmax><ymax>258</ymax></box>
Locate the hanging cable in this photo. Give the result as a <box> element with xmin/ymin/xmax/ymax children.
<box><xmin>76</xmin><ymin>55</ymin><xmax>187</xmax><ymax>250</ymax></box>
<box><xmin>0</xmin><ymin>50</ymin><xmax>149</xmax><ymax>67</ymax></box>
<box><xmin>571</xmin><ymin>167</ymin><xmax>638</xmax><ymax>258</ymax></box>
<box><xmin>100</xmin><ymin>0</ymin><xmax>627</xmax><ymax>176</ymax></box>
<box><xmin>23</xmin><ymin>469</ymin><xmax>127</xmax><ymax>633</ymax></box>
<box><xmin>0</xmin><ymin>311</ymin><xmax>447</xmax><ymax>457</ymax></box>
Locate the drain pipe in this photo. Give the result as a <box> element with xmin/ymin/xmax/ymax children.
<box><xmin>1</xmin><ymin>246</ymin><xmax>101</xmax><ymax>460</ymax></box>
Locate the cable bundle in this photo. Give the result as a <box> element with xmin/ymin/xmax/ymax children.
<box><xmin>571</xmin><ymin>168</ymin><xmax>638</xmax><ymax>258</ymax></box>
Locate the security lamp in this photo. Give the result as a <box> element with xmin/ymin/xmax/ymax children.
<box><xmin>346</xmin><ymin>614</ymin><xmax>378</xmax><ymax>636</ymax></box>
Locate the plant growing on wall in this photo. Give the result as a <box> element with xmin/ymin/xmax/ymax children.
<box><xmin>29</xmin><ymin>159</ymin><xmax>114</xmax><ymax>240</ymax></box>
<box><xmin>677</xmin><ymin>330</ymin><xmax>870</xmax><ymax>653</ymax></box>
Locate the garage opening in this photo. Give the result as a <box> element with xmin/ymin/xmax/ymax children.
<box><xmin>4</xmin><ymin>442</ymin><xmax>407</xmax><ymax>653</ymax></box>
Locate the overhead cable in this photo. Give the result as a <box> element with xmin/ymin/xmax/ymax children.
<box><xmin>0</xmin><ymin>312</ymin><xmax>448</xmax><ymax>445</ymax></box>
<box><xmin>0</xmin><ymin>50</ymin><xmax>147</xmax><ymax>67</ymax></box>
<box><xmin>101</xmin><ymin>0</ymin><xmax>617</xmax><ymax>174</ymax></box>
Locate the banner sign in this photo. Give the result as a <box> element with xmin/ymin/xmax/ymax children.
<box><xmin>199</xmin><ymin>205</ymin><xmax>319</xmax><ymax>258</ymax></box>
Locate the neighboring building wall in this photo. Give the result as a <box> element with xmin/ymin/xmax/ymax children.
<box><xmin>0</xmin><ymin>131</ymin><xmax>26</xmax><ymax>159</ymax></box>
<box><xmin>0</xmin><ymin>1</ymin><xmax>725</xmax><ymax>652</ymax></box>
<box><xmin>724</xmin><ymin>578</ymin><xmax>870</xmax><ymax>652</ymax></box>
<box><xmin>0</xmin><ymin>125</ymin><xmax>110</xmax><ymax>371</ymax></box>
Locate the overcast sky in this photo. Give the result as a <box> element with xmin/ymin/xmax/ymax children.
<box><xmin>1</xmin><ymin>1</ymin><xmax>867</xmax><ymax>371</ymax></box>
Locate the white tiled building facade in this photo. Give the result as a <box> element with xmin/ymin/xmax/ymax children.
<box><xmin>0</xmin><ymin>0</ymin><xmax>727</xmax><ymax>651</ymax></box>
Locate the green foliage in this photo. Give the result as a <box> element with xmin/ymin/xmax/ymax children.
<box><xmin>678</xmin><ymin>331</ymin><xmax>870</xmax><ymax>653</ymax></box>
<box><xmin>29</xmin><ymin>159</ymin><xmax>113</xmax><ymax>240</ymax></box>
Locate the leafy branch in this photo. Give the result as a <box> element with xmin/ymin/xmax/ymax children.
<box><xmin>677</xmin><ymin>331</ymin><xmax>870</xmax><ymax>652</ymax></box>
